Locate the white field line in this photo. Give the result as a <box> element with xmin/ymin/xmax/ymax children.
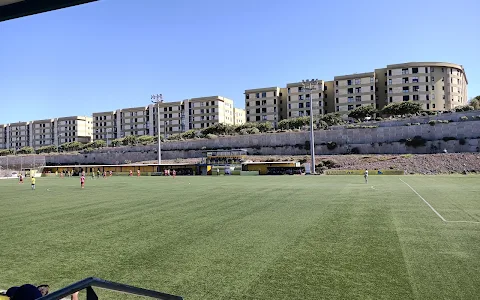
<box><xmin>400</xmin><ymin>178</ymin><xmax>480</xmax><ymax>224</ymax></box>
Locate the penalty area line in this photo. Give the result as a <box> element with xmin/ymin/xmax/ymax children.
<box><xmin>399</xmin><ymin>178</ymin><xmax>480</xmax><ymax>224</ymax></box>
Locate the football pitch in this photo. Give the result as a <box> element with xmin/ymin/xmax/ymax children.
<box><xmin>1</xmin><ymin>175</ymin><xmax>479</xmax><ymax>299</ymax></box>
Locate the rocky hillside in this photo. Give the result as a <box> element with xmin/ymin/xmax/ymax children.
<box><xmin>156</xmin><ymin>153</ymin><xmax>480</xmax><ymax>175</ymax></box>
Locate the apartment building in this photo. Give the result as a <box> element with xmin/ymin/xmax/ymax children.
<box><xmin>233</xmin><ymin>108</ymin><xmax>245</xmax><ymax>125</ymax></box>
<box><xmin>117</xmin><ymin>106</ymin><xmax>150</xmax><ymax>137</ymax></box>
<box><xmin>188</xmin><ymin>96</ymin><xmax>234</xmax><ymax>130</ymax></box>
<box><xmin>379</xmin><ymin>62</ymin><xmax>468</xmax><ymax>111</ymax></box>
<box><xmin>155</xmin><ymin>100</ymin><xmax>186</xmax><ymax>136</ymax></box>
<box><xmin>0</xmin><ymin>124</ymin><xmax>7</xmax><ymax>149</ymax></box>
<box><xmin>333</xmin><ymin>72</ymin><xmax>376</xmax><ymax>113</ymax></box>
<box><xmin>93</xmin><ymin>110</ymin><xmax>120</xmax><ymax>143</ymax></box>
<box><xmin>56</xmin><ymin>116</ymin><xmax>93</xmax><ymax>144</ymax></box>
<box><xmin>244</xmin><ymin>87</ymin><xmax>284</xmax><ymax>127</ymax></box>
<box><xmin>31</xmin><ymin>119</ymin><xmax>56</xmax><ymax>147</ymax></box>
<box><xmin>286</xmin><ymin>81</ymin><xmax>326</xmax><ymax>118</ymax></box>
<box><xmin>7</xmin><ymin>121</ymin><xmax>30</xmax><ymax>149</ymax></box>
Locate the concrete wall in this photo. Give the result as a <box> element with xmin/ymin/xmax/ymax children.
<box><xmin>1</xmin><ymin>114</ymin><xmax>479</xmax><ymax>166</ymax></box>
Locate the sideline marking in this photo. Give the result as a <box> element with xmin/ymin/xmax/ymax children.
<box><xmin>400</xmin><ymin>178</ymin><xmax>480</xmax><ymax>224</ymax></box>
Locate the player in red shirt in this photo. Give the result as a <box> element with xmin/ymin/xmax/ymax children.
<box><xmin>109</xmin><ymin>170</ymin><xmax>113</xmax><ymax>177</ymax></box>
<box><xmin>80</xmin><ymin>174</ymin><xmax>85</xmax><ymax>189</ymax></box>
<box><xmin>172</xmin><ymin>170</ymin><xmax>176</xmax><ymax>179</ymax></box>
<box><xmin>129</xmin><ymin>170</ymin><xmax>133</xmax><ymax>176</ymax></box>
<box><xmin>19</xmin><ymin>174</ymin><xmax>24</xmax><ymax>184</ymax></box>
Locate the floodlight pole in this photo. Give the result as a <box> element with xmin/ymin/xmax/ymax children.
<box><xmin>151</xmin><ymin>94</ymin><xmax>163</xmax><ymax>166</ymax></box>
<box><xmin>302</xmin><ymin>79</ymin><xmax>319</xmax><ymax>175</ymax></box>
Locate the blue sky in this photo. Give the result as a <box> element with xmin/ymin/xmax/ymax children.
<box><xmin>1</xmin><ymin>0</ymin><xmax>478</xmax><ymax>124</ymax></box>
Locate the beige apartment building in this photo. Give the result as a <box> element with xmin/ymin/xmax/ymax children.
<box><xmin>7</xmin><ymin>121</ymin><xmax>30</xmax><ymax>149</ymax></box>
<box><xmin>56</xmin><ymin>116</ymin><xmax>93</xmax><ymax>144</ymax></box>
<box><xmin>286</xmin><ymin>81</ymin><xmax>326</xmax><ymax>118</ymax></box>
<box><xmin>0</xmin><ymin>124</ymin><xmax>8</xmax><ymax>149</ymax></box>
<box><xmin>244</xmin><ymin>87</ymin><xmax>284</xmax><ymax>127</ymax></box>
<box><xmin>91</xmin><ymin>95</ymin><xmax>238</xmax><ymax>141</ymax></box>
<box><xmin>31</xmin><ymin>119</ymin><xmax>56</xmax><ymax>147</ymax></box>
<box><xmin>233</xmin><ymin>108</ymin><xmax>245</xmax><ymax>125</ymax></box>
<box><xmin>93</xmin><ymin>110</ymin><xmax>120</xmax><ymax>143</ymax></box>
<box><xmin>333</xmin><ymin>72</ymin><xmax>376</xmax><ymax>113</ymax></box>
<box><xmin>188</xmin><ymin>96</ymin><xmax>234</xmax><ymax>130</ymax></box>
<box><xmin>377</xmin><ymin>62</ymin><xmax>468</xmax><ymax>111</ymax></box>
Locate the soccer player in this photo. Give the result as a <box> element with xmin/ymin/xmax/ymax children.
<box><xmin>103</xmin><ymin>171</ymin><xmax>107</xmax><ymax>178</ymax></box>
<box><xmin>109</xmin><ymin>170</ymin><xmax>113</xmax><ymax>177</ymax></box>
<box><xmin>129</xmin><ymin>170</ymin><xmax>133</xmax><ymax>177</ymax></box>
<box><xmin>97</xmin><ymin>169</ymin><xmax>101</xmax><ymax>178</ymax></box>
<box><xmin>137</xmin><ymin>169</ymin><xmax>140</xmax><ymax>177</ymax></box>
<box><xmin>364</xmin><ymin>169</ymin><xmax>368</xmax><ymax>184</ymax></box>
<box><xmin>91</xmin><ymin>170</ymin><xmax>95</xmax><ymax>179</ymax></box>
<box><xmin>31</xmin><ymin>176</ymin><xmax>36</xmax><ymax>190</ymax></box>
<box><xmin>19</xmin><ymin>173</ymin><xmax>24</xmax><ymax>184</ymax></box>
<box><xmin>80</xmin><ymin>174</ymin><xmax>85</xmax><ymax>189</ymax></box>
<box><xmin>172</xmin><ymin>169</ymin><xmax>176</xmax><ymax>178</ymax></box>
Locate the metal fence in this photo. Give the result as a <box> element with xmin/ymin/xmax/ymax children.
<box><xmin>0</xmin><ymin>155</ymin><xmax>46</xmax><ymax>177</ymax></box>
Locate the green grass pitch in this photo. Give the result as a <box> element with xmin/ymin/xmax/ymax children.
<box><xmin>1</xmin><ymin>175</ymin><xmax>479</xmax><ymax>299</ymax></box>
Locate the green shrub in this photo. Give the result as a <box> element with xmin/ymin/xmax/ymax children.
<box><xmin>326</xmin><ymin>141</ymin><xmax>337</xmax><ymax>150</ymax></box>
<box><xmin>111</xmin><ymin>138</ymin><xmax>124</xmax><ymax>147</ymax></box>
<box><xmin>0</xmin><ymin>149</ymin><xmax>13</xmax><ymax>156</ymax></box>
<box><xmin>137</xmin><ymin>135</ymin><xmax>155</xmax><ymax>145</ymax></box>
<box><xmin>180</xmin><ymin>130</ymin><xmax>196</xmax><ymax>139</ymax></box>
<box><xmin>405</xmin><ymin>136</ymin><xmax>426</xmax><ymax>148</ymax></box>
<box><xmin>167</xmin><ymin>134</ymin><xmax>183</xmax><ymax>141</ymax></box>
<box><xmin>36</xmin><ymin>145</ymin><xmax>58</xmax><ymax>154</ymax></box>
<box><xmin>17</xmin><ymin>146</ymin><xmax>34</xmax><ymax>154</ymax></box>
<box><xmin>122</xmin><ymin>135</ymin><xmax>137</xmax><ymax>146</ymax></box>
<box><xmin>322</xmin><ymin>159</ymin><xmax>339</xmax><ymax>169</ymax></box>
<box><xmin>247</xmin><ymin>127</ymin><xmax>260</xmax><ymax>135</ymax></box>
<box><xmin>428</xmin><ymin>120</ymin><xmax>436</xmax><ymax>126</ymax></box>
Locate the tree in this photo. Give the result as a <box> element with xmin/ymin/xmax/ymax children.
<box><xmin>17</xmin><ymin>146</ymin><xmax>34</xmax><ymax>154</ymax></box>
<box><xmin>122</xmin><ymin>135</ymin><xmax>138</xmax><ymax>146</ymax></box>
<box><xmin>91</xmin><ymin>140</ymin><xmax>107</xmax><ymax>148</ymax></box>
<box><xmin>36</xmin><ymin>145</ymin><xmax>58</xmax><ymax>154</ymax></box>
<box><xmin>398</xmin><ymin>101</ymin><xmax>422</xmax><ymax>115</ymax></box>
<box><xmin>137</xmin><ymin>135</ymin><xmax>155</xmax><ymax>145</ymax></box>
<box><xmin>348</xmin><ymin>105</ymin><xmax>377</xmax><ymax>120</ymax></box>
<box><xmin>468</xmin><ymin>96</ymin><xmax>479</xmax><ymax>110</ymax></box>
<box><xmin>382</xmin><ymin>102</ymin><xmax>401</xmax><ymax>116</ymax></box>
<box><xmin>111</xmin><ymin>138</ymin><xmax>124</xmax><ymax>147</ymax></box>
<box><xmin>318</xmin><ymin>113</ymin><xmax>344</xmax><ymax>126</ymax></box>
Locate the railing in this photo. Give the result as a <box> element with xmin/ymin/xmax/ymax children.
<box><xmin>39</xmin><ymin>277</ymin><xmax>183</xmax><ymax>300</ymax></box>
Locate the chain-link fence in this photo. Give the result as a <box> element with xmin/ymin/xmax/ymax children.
<box><xmin>0</xmin><ymin>155</ymin><xmax>46</xmax><ymax>177</ymax></box>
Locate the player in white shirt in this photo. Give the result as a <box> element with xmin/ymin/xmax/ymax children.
<box><xmin>364</xmin><ymin>169</ymin><xmax>368</xmax><ymax>184</ymax></box>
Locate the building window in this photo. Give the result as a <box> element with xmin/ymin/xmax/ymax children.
<box><xmin>425</xmin><ymin>67</ymin><xmax>428</xmax><ymax>73</ymax></box>
<box><xmin>370</xmin><ymin>86</ymin><xmax>373</xmax><ymax>91</ymax></box>
<box><xmin>412</xmin><ymin>67</ymin><xmax>418</xmax><ymax>74</ymax></box>
<box><xmin>348</xmin><ymin>105</ymin><xmax>354</xmax><ymax>110</ymax></box>
<box><xmin>298</xmin><ymin>87</ymin><xmax>303</xmax><ymax>92</ymax></box>
<box><xmin>413</xmin><ymin>95</ymin><xmax>419</xmax><ymax>101</ymax></box>
<box><xmin>403</xmin><ymin>86</ymin><xmax>409</xmax><ymax>93</ymax></box>
<box><xmin>245</xmin><ymin>94</ymin><xmax>249</xmax><ymax>100</ymax></box>
<box><xmin>335</xmin><ymin>98</ymin><xmax>339</xmax><ymax>104</ymax></box>
<box><xmin>431</xmin><ymin>67</ymin><xmax>434</xmax><ymax>72</ymax></box>
<box><xmin>413</xmin><ymin>86</ymin><xmax>419</xmax><ymax>92</ymax></box>
<box><xmin>355</xmin><ymin>87</ymin><xmax>361</xmax><ymax>93</ymax></box>
<box><xmin>412</xmin><ymin>77</ymin><xmax>419</xmax><ymax>83</ymax></box>
<box><xmin>370</xmin><ymin>94</ymin><xmax>374</xmax><ymax>101</ymax></box>
<box><xmin>432</xmin><ymin>85</ymin><xmax>435</xmax><ymax>91</ymax></box>
<box><xmin>347</xmin><ymin>79</ymin><xmax>352</xmax><ymax>86</ymax></box>
<box><xmin>355</xmin><ymin>96</ymin><xmax>361</xmax><ymax>102</ymax></box>
<box><xmin>256</xmin><ymin>93</ymin><xmax>260</xmax><ymax>98</ymax></box>
<box><xmin>433</xmin><ymin>104</ymin><xmax>436</xmax><ymax>108</ymax></box>
<box><xmin>354</xmin><ymin>78</ymin><xmax>361</xmax><ymax>84</ymax></box>
<box><xmin>388</xmin><ymin>88</ymin><xmax>392</xmax><ymax>93</ymax></box>
<box><xmin>298</xmin><ymin>95</ymin><xmax>304</xmax><ymax>100</ymax></box>
<box><xmin>403</xmin><ymin>95</ymin><xmax>410</xmax><ymax>101</ymax></box>
<box><xmin>432</xmin><ymin>94</ymin><xmax>435</xmax><ymax>99</ymax></box>
<box><xmin>389</xmin><ymin>97</ymin><xmax>393</xmax><ymax>103</ymax></box>
<box><xmin>403</xmin><ymin>77</ymin><xmax>409</xmax><ymax>83</ymax></box>
<box><xmin>431</xmin><ymin>76</ymin><xmax>435</xmax><ymax>81</ymax></box>
<box><xmin>388</xmin><ymin>79</ymin><xmax>392</xmax><ymax>85</ymax></box>
<box><xmin>305</xmin><ymin>94</ymin><xmax>310</xmax><ymax>98</ymax></box>
<box><xmin>306</xmin><ymin>102</ymin><xmax>310</xmax><ymax>108</ymax></box>
<box><xmin>348</xmin><ymin>88</ymin><xmax>353</xmax><ymax>94</ymax></box>
<box><xmin>388</xmin><ymin>70</ymin><xmax>392</xmax><ymax>76</ymax></box>
<box><xmin>402</xmin><ymin>68</ymin><xmax>409</xmax><ymax>74</ymax></box>
<box><xmin>370</xmin><ymin>77</ymin><xmax>374</xmax><ymax>83</ymax></box>
<box><xmin>426</xmin><ymin>85</ymin><xmax>429</xmax><ymax>92</ymax></box>
<box><xmin>335</xmin><ymin>81</ymin><xmax>338</xmax><ymax>86</ymax></box>
<box><xmin>348</xmin><ymin>97</ymin><xmax>354</xmax><ymax>103</ymax></box>
<box><xmin>261</xmin><ymin>92</ymin><xmax>267</xmax><ymax>98</ymax></box>
<box><xmin>441</xmin><ymin>67</ymin><xmax>444</xmax><ymax>72</ymax></box>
